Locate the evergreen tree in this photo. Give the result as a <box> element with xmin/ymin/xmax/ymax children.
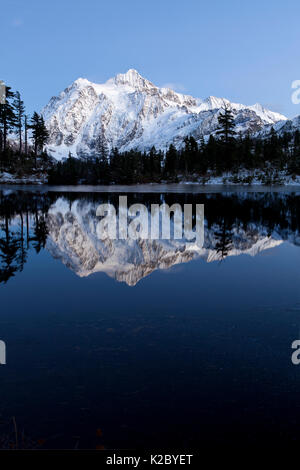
<box><xmin>30</xmin><ymin>112</ymin><xmax>49</xmax><ymax>165</ymax></box>
<box><xmin>30</xmin><ymin>112</ymin><xmax>40</xmax><ymax>158</ymax></box>
<box><xmin>214</xmin><ymin>104</ymin><xmax>237</xmax><ymax>172</ymax></box>
<box><xmin>164</xmin><ymin>144</ymin><xmax>178</xmax><ymax>176</ymax></box>
<box><xmin>205</xmin><ymin>135</ymin><xmax>218</xmax><ymax>173</ymax></box>
<box><xmin>14</xmin><ymin>91</ymin><xmax>25</xmax><ymax>155</ymax></box>
<box><xmin>24</xmin><ymin>115</ymin><xmax>29</xmax><ymax>155</ymax></box>
<box><xmin>0</xmin><ymin>86</ymin><xmax>16</xmax><ymax>153</ymax></box>
<box><xmin>96</xmin><ymin>126</ymin><xmax>109</xmax><ymax>165</ymax></box>
<box><xmin>38</xmin><ymin>115</ymin><xmax>49</xmax><ymax>153</ymax></box>
<box><xmin>183</xmin><ymin>136</ymin><xmax>198</xmax><ymax>173</ymax></box>
<box><xmin>215</xmin><ymin>104</ymin><xmax>236</xmax><ymax>144</ymax></box>
<box><xmin>288</xmin><ymin>130</ymin><xmax>300</xmax><ymax>175</ymax></box>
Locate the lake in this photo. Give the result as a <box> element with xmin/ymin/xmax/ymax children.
<box><xmin>0</xmin><ymin>185</ymin><xmax>300</xmax><ymax>449</ymax></box>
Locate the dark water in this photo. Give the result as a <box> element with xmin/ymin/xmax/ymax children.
<box><xmin>0</xmin><ymin>187</ymin><xmax>300</xmax><ymax>449</ymax></box>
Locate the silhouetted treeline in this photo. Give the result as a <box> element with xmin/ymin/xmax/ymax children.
<box><xmin>47</xmin><ymin>106</ymin><xmax>300</xmax><ymax>184</ymax></box>
<box><xmin>0</xmin><ymin>84</ymin><xmax>50</xmax><ymax>175</ymax></box>
<box><xmin>48</xmin><ymin>129</ymin><xmax>300</xmax><ymax>185</ymax></box>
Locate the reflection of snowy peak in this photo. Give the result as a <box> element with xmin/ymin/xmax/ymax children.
<box><xmin>43</xmin><ymin>69</ymin><xmax>287</xmax><ymax>160</ymax></box>
<box><xmin>46</xmin><ymin>198</ymin><xmax>282</xmax><ymax>286</ymax></box>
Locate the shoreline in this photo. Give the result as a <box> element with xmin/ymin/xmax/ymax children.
<box><xmin>1</xmin><ymin>182</ymin><xmax>300</xmax><ymax>193</ymax></box>
<box><xmin>1</xmin><ymin>170</ymin><xmax>300</xmax><ymax>188</ymax></box>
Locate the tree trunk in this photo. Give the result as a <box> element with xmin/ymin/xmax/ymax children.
<box><xmin>3</xmin><ymin>119</ymin><xmax>7</xmax><ymax>151</ymax></box>
<box><xmin>19</xmin><ymin>123</ymin><xmax>22</xmax><ymax>155</ymax></box>
<box><xmin>24</xmin><ymin>116</ymin><xmax>28</xmax><ymax>155</ymax></box>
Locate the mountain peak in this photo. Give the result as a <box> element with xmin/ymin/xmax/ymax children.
<box><xmin>111</xmin><ymin>68</ymin><xmax>155</xmax><ymax>89</ymax></box>
<box><xmin>72</xmin><ymin>77</ymin><xmax>92</xmax><ymax>88</ymax></box>
<box><xmin>43</xmin><ymin>71</ymin><xmax>288</xmax><ymax>160</ymax></box>
<box><xmin>204</xmin><ymin>96</ymin><xmax>229</xmax><ymax>109</ymax></box>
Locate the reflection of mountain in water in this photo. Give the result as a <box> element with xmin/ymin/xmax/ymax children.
<box><xmin>45</xmin><ymin>197</ymin><xmax>288</xmax><ymax>286</ymax></box>
<box><xmin>1</xmin><ymin>190</ymin><xmax>299</xmax><ymax>286</ymax></box>
<box><xmin>0</xmin><ymin>191</ymin><xmax>52</xmax><ymax>284</ymax></box>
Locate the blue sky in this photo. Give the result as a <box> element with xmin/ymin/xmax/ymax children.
<box><xmin>1</xmin><ymin>0</ymin><xmax>300</xmax><ymax>117</ymax></box>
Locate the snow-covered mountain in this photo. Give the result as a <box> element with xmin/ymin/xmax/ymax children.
<box><xmin>46</xmin><ymin>197</ymin><xmax>286</xmax><ymax>286</ymax></box>
<box><xmin>42</xmin><ymin>69</ymin><xmax>287</xmax><ymax>160</ymax></box>
<box><xmin>257</xmin><ymin>114</ymin><xmax>300</xmax><ymax>138</ymax></box>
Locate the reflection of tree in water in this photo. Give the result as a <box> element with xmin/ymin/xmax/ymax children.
<box><xmin>0</xmin><ymin>191</ymin><xmax>55</xmax><ymax>284</ymax></box>
<box><xmin>215</xmin><ymin>218</ymin><xmax>234</xmax><ymax>260</ymax></box>
<box><xmin>0</xmin><ymin>190</ymin><xmax>299</xmax><ymax>284</ymax></box>
<box><xmin>31</xmin><ymin>214</ymin><xmax>48</xmax><ymax>253</ymax></box>
<box><xmin>0</xmin><ymin>222</ymin><xmax>21</xmax><ymax>283</ymax></box>
<box><xmin>209</xmin><ymin>197</ymin><xmax>235</xmax><ymax>261</ymax></box>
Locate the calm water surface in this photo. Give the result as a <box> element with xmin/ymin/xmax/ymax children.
<box><xmin>0</xmin><ymin>186</ymin><xmax>300</xmax><ymax>448</ymax></box>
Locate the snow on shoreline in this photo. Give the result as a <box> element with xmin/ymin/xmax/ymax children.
<box><xmin>179</xmin><ymin>174</ymin><xmax>300</xmax><ymax>186</ymax></box>
<box><xmin>1</xmin><ymin>170</ymin><xmax>300</xmax><ymax>187</ymax></box>
<box><xmin>0</xmin><ymin>172</ymin><xmax>47</xmax><ymax>185</ymax></box>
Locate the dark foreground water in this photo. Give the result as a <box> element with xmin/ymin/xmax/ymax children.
<box><xmin>0</xmin><ymin>186</ymin><xmax>300</xmax><ymax>449</ymax></box>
